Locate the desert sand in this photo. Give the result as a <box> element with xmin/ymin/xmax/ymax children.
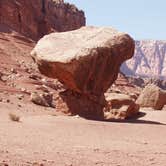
<box><xmin>0</xmin><ymin>100</ymin><xmax>166</xmax><ymax>166</ymax></box>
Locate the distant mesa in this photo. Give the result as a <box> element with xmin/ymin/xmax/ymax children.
<box><xmin>121</xmin><ymin>40</ymin><xmax>166</xmax><ymax>80</ymax></box>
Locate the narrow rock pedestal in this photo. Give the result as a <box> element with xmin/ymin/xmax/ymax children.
<box><xmin>55</xmin><ymin>90</ymin><xmax>105</xmax><ymax>119</ymax></box>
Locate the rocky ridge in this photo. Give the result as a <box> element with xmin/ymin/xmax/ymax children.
<box><xmin>121</xmin><ymin>40</ymin><xmax>166</xmax><ymax>79</ymax></box>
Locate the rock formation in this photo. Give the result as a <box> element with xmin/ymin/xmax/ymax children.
<box><xmin>104</xmin><ymin>93</ymin><xmax>139</xmax><ymax>120</ymax></box>
<box><xmin>121</xmin><ymin>40</ymin><xmax>166</xmax><ymax>79</ymax></box>
<box><xmin>32</xmin><ymin>26</ymin><xmax>135</xmax><ymax>119</ymax></box>
<box><xmin>136</xmin><ymin>84</ymin><xmax>166</xmax><ymax>110</ymax></box>
<box><xmin>0</xmin><ymin>0</ymin><xmax>85</xmax><ymax>40</ymax></box>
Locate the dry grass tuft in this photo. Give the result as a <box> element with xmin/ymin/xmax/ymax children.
<box><xmin>9</xmin><ymin>113</ymin><xmax>20</xmax><ymax>122</ymax></box>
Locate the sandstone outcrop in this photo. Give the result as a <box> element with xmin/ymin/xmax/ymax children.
<box><xmin>136</xmin><ymin>84</ymin><xmax>166</xmax><ymax>110</ymax></box>
<box><xmin>0</xmin><ymin>0</ymin><xmax>85</xmax><ymax>40</ymax></box>
<box><xmin>32</xmin><ymin>26</ymin><xmax>135</xmax><ymax>119</ymax></box>
<box><xmin>121</xmin><ymin>40</ymin><xmax>166</xmax><ymax>79</ymax></box>
<box><xmin>104</xmin><ymin>93</ymin><xmax>139</xmax><ymax>120</ymax></box>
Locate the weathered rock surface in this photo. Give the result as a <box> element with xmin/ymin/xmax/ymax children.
<box><xmin>121</xmin><ymin>40</ymin><xmax>166</xmax><ymax>79</ymax></box>
<box><xmin>32</xmin><ymin>26</ymin><xmax>134</xmax><ymax>95</ymax></box>
<box><xmin>136</xmin><ymin>84</ymin><xmax>166</xmax><ymax>110</ymax></box>
<box><xmin>104</xmin><ymin>93</ymin><xmax>139</xmax><ymax>120</ymax></box>
<box><xmin>32</xmin><ymin>26</ymin><xmax>135</xmax><ymax>119</ymax></box>
<box><xmin>0</xmin><ymin>0</ymin><xmax>85</xmax><ymax>40</ymax></box>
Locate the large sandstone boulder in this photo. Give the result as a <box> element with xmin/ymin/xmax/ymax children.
<box><xmin>136</xmin><ymin>84</ymin><xmax>166</xmax><ymax>110</ymax></box>
<box><xmin>0</xmin><ymin>0</ymin><xmax>85</xmax><ymax>40</ymax></box>
<box><xmin>32</xmin><ymin>26</ymin><xmax>135</xmax><ymax>119</ymax></box>
<box><xmin>32</xmin><ymin>27</ymin><xmax>134</xmax><ymax>95</ymax></box>
<box><xmin>104</xmin><ymin>93</ymin><xmax>139</xmax><ymax>120</ymax></box>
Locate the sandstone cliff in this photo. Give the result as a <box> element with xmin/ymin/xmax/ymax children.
<box><xmin>0</xmin><ymin>0</ymin><xmax>85</xmax><ymax>40</ymax></box>
<box><xmin>0</xmin><ymin>0</ymin><xmax>85</xmax><ymax>110</ymax></box>
<box><xmin>121</xmin><ymin>40</ymin><xmax>166</xmax><ymax>79</ymax></box>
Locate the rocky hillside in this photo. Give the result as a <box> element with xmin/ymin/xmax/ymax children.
<box><xmin>0</xmin><ymin>0</ymin><xmax>85</xmax><ymax>40</ymax></box>
<box><xmin>0</xmin><ymin>0</ymin><xmax>85</xmax><ymax>110</ymax></box>
<box><xmin>121</xmin><ymin>40</ymin><xmax>166</xmax><ymax>79</ymax></box>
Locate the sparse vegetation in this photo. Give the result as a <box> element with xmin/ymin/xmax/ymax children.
<box><xmin>9</xmin><ymin>113</ymin><xmax>20</xmax><ymax>122</ymax></box>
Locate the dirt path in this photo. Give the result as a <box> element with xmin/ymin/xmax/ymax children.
<box><xmin>0</xmin><ymin>103</ymin><xmax>166</xmax><ymax>166</ymax></box>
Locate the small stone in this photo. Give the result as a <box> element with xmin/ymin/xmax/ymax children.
<box><xmin>17</xmin><ymin>94</ymin><xmax>24</xmax><ymax>100</ymax></box>
<box><xmin>21</xmin><ymin>88</ymin><xmax>27</xmax><ymax>92</ymax></box>
<box><xmin>30</xmin><ymin>92</ymin><xmax>54</xmax><ymax>107</ymax></box>
<box><xmin>18</xmin><ymin>104</ymin><xmax>22</xmax><ymax>107</ymax></box>
<box><xmin>6</xmin><ymin>99</ymin><xmax>10</xmax><ymax>103</ymax></box>
<box><xmin>29</xmin><ymin>74</ymin><xmax>42</xmax><ymax>80</ymax></box>
<box><xmin>10</xmin><ymin>68</ymin><xmax>17</xmax><ymax>74</ymax></box>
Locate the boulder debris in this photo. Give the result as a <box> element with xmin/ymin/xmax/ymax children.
<box><xmin>30</xmin><ymin>92</ymin><xmax>54</xmax><ymax>108</ymax></box>
<box><xmin>104</xmin><ymin>93</ymin><xmax>139</xmax><ymax>120</ymax></box>
<box><xmin>136</xmin><ymin>84</ymin><xmax>166</xmax><ymax>110</ymax></box>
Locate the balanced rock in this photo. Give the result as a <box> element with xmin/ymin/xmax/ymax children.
<box><xmin>104</xmin><ymin>93</ymin><xmax>139</xmax><ymax>120</ymax></box>
<box><xmin>32</xmin><ymin>26</ymin><xmax>135</xmax><ymax>119</ymax></box>
<box><xmin>136</xmin><ymin>84</ymin><xmax>166</xmax><ymax>110</ymax></box>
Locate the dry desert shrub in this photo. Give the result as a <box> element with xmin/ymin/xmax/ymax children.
<box><xmin>9</xmin><ymin>113</ymin><xmax>20</xmax><ymax>122</ymax></box>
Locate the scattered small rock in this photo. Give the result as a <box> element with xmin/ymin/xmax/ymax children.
<box><xmin>4</xmin><ymin>99</ymin><xmax>10</xmax><ymax>103</ymax></box>
<box><xmin>10</xmin><ymin>68</ymin><xmax>17</xmax><ymax>74</ymax></box>
<box><xmin>29</xmin><ymin>74</ymin><xmax>42</xmax><ymax>80</ymax></box>
<box><xmin>9</xmin><ymin>113</ymin><xmax>20</xmax><ymax>122</ymax></box>
<box><xmin>17</xmin><ymin>94</ymin><xmax>24</xmax><ymax>100</ymax></box>
<box><xmin>30</xmin><ymin>92</ymin><xmax>55</xmax><ymax>108</ymax></box>
<box><xmin>35</xmin><ymin>85</ymin><xmax>49</xmax><ymax>92</ymax></box>
<box><xmin>0</xmin><ymin>71</ymin><xmax>3</xmax><ymax>80</ymax></box>
<box><xmin>20</xmin><ymin>88</ymin><xmax>27</xmax><ymax>93</ymax></box>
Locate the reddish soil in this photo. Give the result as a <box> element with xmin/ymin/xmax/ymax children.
<box><xmin>1</xmin><ymin>26</ymin><xmax>166</xmax><ymax>166</ymax></box>
<box><xmin>1</xmin><ymin>101</ymin><xmax>166</xmax><ymax>166</ymax></box>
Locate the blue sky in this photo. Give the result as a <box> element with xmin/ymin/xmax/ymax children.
<box><xmin>65</xmin><ymin>0</ymin><xmax>166</xmax><ymax>40</ymax></box>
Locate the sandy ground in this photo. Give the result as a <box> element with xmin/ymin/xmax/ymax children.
<box><xmin>0</xmin><ymin>26</ymin><xmax>166</xmax><ymax>166</ymax></box>
<box><xmin>0</xmin><ymin>102</ymin><xmax>166</xmax><ymax>166</ymax></box>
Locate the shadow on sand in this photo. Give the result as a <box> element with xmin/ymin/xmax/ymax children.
<box><xmin>87</xmin><ymin>112</ymin><xmax>166</xmax><ymax>126</ymax></box>
<box><xmin>58</xmin><ymin>91</ymin><xmax>166</xmax><ymax>126</ymax></box>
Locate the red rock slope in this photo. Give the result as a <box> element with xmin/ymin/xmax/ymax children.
<box><xmin>0</xmin><ymin>0</ymin><xmax>85</xmax><ymax>40</ymax></box>
<box><xmin>0</xmin><ymin>0</ymin><xmax>85</xmax><ymax>99</ymax></box>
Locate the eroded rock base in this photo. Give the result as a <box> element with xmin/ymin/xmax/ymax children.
<box><xmin>55</xmin><ymin>90</ymin><xmax>140</xmax><ymax>120</ymax></box>
<box><xmin>55</xmin><ymin>90</ymin><xmax>105</xmax><ymax>120</ymax></box>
